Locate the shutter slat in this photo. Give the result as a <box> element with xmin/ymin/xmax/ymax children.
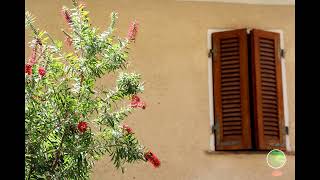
<box><xmin>221</xmin><ymin>81</ymin><xmax>240</xmax><ymax>87</ymax></box>
<box><xmin>264</xmin><ymin>126</ymin><xmax>279</xmax><ymax>131</ymax></box>
<box><xmin>221</xmin><ymin>64</ymin><xmax>240</xmax><ymax>70</ymax></box>
<box><xmin>261</xmin><ymin>64</ymin><xmax>276</xmax><ymax>71</ymax></box>
<box><xmin>223</xmin><ymin>131</ymin><xmax>242</xmax><ymax>135</ymax></box>
<box><xmin>260</xmin><ymin>47</ymin><xmax>274</xmax><ymax>53</ymax></box>
<box><xmin>262</xmin><ymin>103</ymin><xmax>278</xmax><ymax>109</ymax></box>
<box><xmin>221</xmin><ymin>86</ymin><xmax>240</xmax><ymax>91</ymax></box>
<box><xmin>260</xmin><ymin>52</ymin><xmax>275</xmax><ymax>58</ymax></box>
<box><xmin>221</xmin><ymin>60</ymin><xmax>240</xmax><ymax>65</ymax></box>
<box><xmin>221</xmin><ymin>51</ymin><xmax>239</xmax><ymax>57</ymax></box>
<box><xmin>262</xmin><ymin>90</ymin><xmax>277</xmax><ymax>96</ymax></box>
<box><xmin>262</xmin><ymin>81</ymin><xmax>276</xmax><ymax>87</ymax></box>
<box><xmin>221</xmin><ymin>69</ymin><xmax>240</xmax><ymax>74</ymax></box>
<box><xmin>221</xmin><ymin>43</ymin><xmax>239</xmax><ymax>48</ymax></box>
<box><xmin>264</xmin><ymin>121</ymin><xmax>279</xmax><ymax>127</ymax></box>
<box><xmin>260</xmin><ymin>43</ymin><xmax>274</xmax><ymax>48</ymax></box>
<box><xmin>221</xmin><ymin>38</ymin><xmax>238</xmax><ymax>44</ymax></box>
<box><xmin>263</xmin><ymin>113</ymin><xmax>278</xmax><ymax>118</ymax></box>
<box><xmin>250</xmin><ymin>29</ymin><xmax>286</xmax><ymax>150</ymax></box>
<box><xmin>221</xmin><ymin>56</ymin><xmax>239</xmax><ymax>61</ymax></box>
<box><xmin>264</xmin><ymin>131</ymin><xmax>279</xmax><ymax>136</ymax></box>
<box><xmin>221</xmin><ymin>90</ymin><xmax>240</xmax><ymax>96</ymax></box>
<box><xmin>260</xmin><ymin>38</ymin><xmax>274</xmax><ymax>45</ymax></box>
<box><xmin>264</xmin><ymin>118</ymin><xmax>279</xmax><ymax>122</ymax></box>
<box><xmin>223</xmin><ymin>121</ymin><xmax>242</xmax><ymax>126</ymax></box>
<box><xmin>262</xmin><ymin>95</ymin><xmax>277</xmax><ymax>100</ymax></box>
<box><xmin>221</xmin><ymin>77</ymin><xmax>240</xmax><ymax>83</ymax></box>
<box><xmin>262</xmin><ymin>78</ymin><xmax>276</xmax><ymax>83</ymax></box>
<box><xmin>223</xmin><ymin>126</ymin><xmax>242</xmax><ymax>130</ymax></box>
<box><xmin>221</xmin><ymin>73</ymin><xmax>241</xmax><ymax>78</ymax></box>
<box><xmin>222</xmin><ymin>112</ymin><xmax>242</xmax><ymax>117</ymax></box>
<box><xmin>221</xmin><ymin>47</ymin><xmax>239</xmax><ymax>53</ymax></box>
<box><xmin>222</xmin><ymin>104</ymin><xmax>241</xmax><ymax>108</ymax></box>
<box><xmin>260</xmin><ymin>56</ymin><xmax>275</xmax><ymax>62</ymax></box>
<box><xmin>263</xmin><ymin>108</ymin><xmax>278</xmax><ymax>113</ymax></box>
<box><xmin>222</xmin><ymin>95</ymin><xmax>241</xmax><ymax>100</ymax></box>
<box><xmin>222</xmin><ymin>108</ymin><xmax>241</xmax><ymax>113</ymax></box>
<box><xmin>213</xmin><ymin>29</ymin><xmax>252</xmax><ymax>150</ymax></box>
<box><xmin>261</xmin><ymin>60</ymin><xmax>275</xmax><ymax>66</ymax></box>
<box><xmin>261</xmin><ymin>73</ymin><xmax>276</xmax><ymax>79</ymax></box>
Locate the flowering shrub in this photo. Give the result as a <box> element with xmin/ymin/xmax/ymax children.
<box><xmin>25</xmin><ymin>1</ymin><xmax>159</xmax><ymax>179</ymax></box>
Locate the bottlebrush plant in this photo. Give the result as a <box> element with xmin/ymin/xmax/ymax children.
<box><xmin>25</xmin><ymin>1</ymin><xmax>160</xmax><ymax>179</ymax></box>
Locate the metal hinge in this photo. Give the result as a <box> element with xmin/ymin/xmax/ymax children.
<box><xmin>280</xmin><ymin>49</ymin><xmax>285</xmax><ymax>58</ymax></box>
<box><xmin>208</xmin><ymin>48</ymin><xmax>214</xmax><ymax>58</ymax></box>
<box><xmin>285</xmin><ymin>126</ymin><xmax>289</xmax><ymax>135</ymax></box>
<box><xmin>211</xmin><ymin>120</ymin><xmax>219</xmax><ymax>134</ymax></box>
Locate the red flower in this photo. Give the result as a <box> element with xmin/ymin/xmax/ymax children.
<box><xmin>61</xmin><ymin>7</ymin><xmax>72</xmax><ymax>25</ymax></box>
<box><xmin>25</xmin><ymin>63</ymin><xmax>32</xmax><ymax>75</ymax></box>
<box><xmin>130</xmin><ymin>95</ymin><xmax>146</xmax><ymax>109</ymax></box>
<box><xmin>77</xmin><ymin>121</ymin><xmax>88</xmax><ymax>133</ymax></box>
<box><xmin>64</xmin><ymin>36</ymin><xmax>73</xmax><ymax>47</ymax></box>
<box><xmin>138</xmin><ymin>101</ymin><xmax>146</xmax><ymax>109</ymax></box>
<box><xmin>131</xmin><ymin>95</ymin><xmax>141</xmax><ymax>108</ymax></box>
<box><xmin>144</xmin><ymin>151</ymin><xmax>161</xmax><ymax>168</ymax></box>
<box><xmin>38</xmin><ymin>67</ymin><xmax>46</xmax><ymax>77</ymax></box>
<box><xmin>122</xmin><ymin>124</ymin><xmax>133</xmax><ymax>134</ymax></box>
<box><xmin>127</xmin><ymin>20</ymin><xmax>139</xmax><ymax>41</ymax></box>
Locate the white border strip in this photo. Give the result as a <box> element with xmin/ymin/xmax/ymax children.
<box><xmin>207</xmin><ymin>29</ymin><xmax>291</xmax><ymax>151</ymax></box>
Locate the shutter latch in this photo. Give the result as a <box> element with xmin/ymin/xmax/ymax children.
<box><xmin>280</xmin><ymin>49</ymin><xmax>285</xmax><ymax>58</ymax></box>
<box><xmin>285</xmin><ymin>126</ymin><xmax>289</xmax><ymax>135</ymax></box>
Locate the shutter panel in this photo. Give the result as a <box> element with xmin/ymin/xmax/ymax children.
<box><xmin>212</xmin><ymin>29</ymin><xmax>252</xmax><ymax>150</ymax></box>
<box><xmin>250</xmin><ymin>29</ymin><xmax>286</xmax><ymax>150</ymax></box>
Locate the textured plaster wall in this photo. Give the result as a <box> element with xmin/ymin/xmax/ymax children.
<box><xmin>25</xmin><ymin>0</ymin><xmax>295</xmax><ymax>179</ymax></box>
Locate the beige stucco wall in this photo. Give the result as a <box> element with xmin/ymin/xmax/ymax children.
<box><xmin>25</xmin><ymin>0</ymin><xmax>295</xmax><ymax>179</ymax></box>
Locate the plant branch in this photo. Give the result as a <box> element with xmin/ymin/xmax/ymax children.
<box><xmin>51</xmin><ymin>130</ymin><xmax>67</xmax><ymax>171</ymax></box>
<box><xmin>62</xmin><ymin>29</ymin><xmax>72</xmax><ymax>38</ymax></box>
<box><xmin>26</xmin><ymin>19</ymin><xmax>39</xmax><ymax>36</ymax></box>
<box><xmin>27</xmin><ymin>165</ymin><xmax>34</xmax><ymax>180</ymax></box>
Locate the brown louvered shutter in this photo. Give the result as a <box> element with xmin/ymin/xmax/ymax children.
<box><xmin>212</xmin><ymin>29</ymin><xmax>252</xmax><ymax>150</ymax></box>
<box><xmin>250</xmin><ymin>29</ymin><xmax>286</xmax><ymax>151</ymax></box>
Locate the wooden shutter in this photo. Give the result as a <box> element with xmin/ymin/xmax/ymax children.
<box><xmin>250</xmin><ymin>29</ymin><xmax>286</xmax><ymax>150</ymax></box>
<box><xmin>212</xmin><ymin>29</ymin><xmax>252</xmax><ymax>150</ymax></box>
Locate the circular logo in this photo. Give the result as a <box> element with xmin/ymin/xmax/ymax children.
<box><xmin>266</xmin><ymin>149</ymin><xmax>287</xmax><ymax>169</ymax></box>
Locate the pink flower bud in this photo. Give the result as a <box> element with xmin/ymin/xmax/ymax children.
<box><xmin>127</xmin><ymin>20</ymin><xmax>139</xmax><ymax>41</ymax></box>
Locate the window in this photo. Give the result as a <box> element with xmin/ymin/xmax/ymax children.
<box><xmin>210</xmin><ymin>29</ymin><xmax>287</xmax><ymax>151</ymax></box>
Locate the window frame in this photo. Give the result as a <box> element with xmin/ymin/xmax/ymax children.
<box><xmin>207</xmin><ymin>28</ymin><xmax>291</xmax><ymax>152</ymax></box>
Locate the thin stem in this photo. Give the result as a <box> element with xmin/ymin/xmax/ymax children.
<box><xmin>27</xmin><ymin>20</ymin><xmax>39</xmax><ymax>36</ymax></box>
<box><xmin>35</xmin><ymin>46</ymin><xmax>48</xmax><ymax>63</ymax></box>
<box><xmin>46</xmin><ymin>32</ymin><xmax>56</xmax><ymax>45</ymax></box>
<box><xmin>51</xmin><ymin>130</ymin><xmax>67</xmax><ymax>171</ymax></box>
<box><xmin>27</xmin><ymin>165</ymin><xmax>34</xmax><ymax>180</ymax></box>
<box><xmin>62</xmin><ymin>29</ymin><xmax>72</xmax><ymax>38</ymax></box>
